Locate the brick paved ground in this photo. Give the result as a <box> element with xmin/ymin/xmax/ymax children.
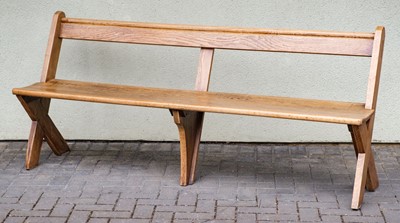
<box><xmin>0</xmin><ymin>141</ymin><xmax>399</xmax><ymax>222</ymax></box>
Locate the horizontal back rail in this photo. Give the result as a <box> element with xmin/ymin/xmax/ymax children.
<box><xmin>60</xmin><ymin>18</ymin><xmax>374</xmax><ymax>56</ymax></box>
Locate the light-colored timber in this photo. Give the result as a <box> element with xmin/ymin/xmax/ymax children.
<box><xmin>60</xmin><ymin>22</ymin><xmax>373</xmax><ymax>56</ymax></box>
<box><xmin>12</xmin><ymin>11</ymin><xmax>385</xmax><ymax>210</ymax></box>
<box><xmin>12</xmin><ymin>79</ymin><xmax>374</xmax><ymax>125</ymax></box>
<box><xmin>25</xmin><ymin>11</ymin><xmax>70</xmax><ymax>170</ymax></box>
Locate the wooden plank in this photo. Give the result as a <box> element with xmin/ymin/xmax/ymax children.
<box><xmin>25</xmin><ymin>121</ymin><xmax>44</xmax><ymax>169</ymax></box>
<box><xmin>12</xmin><ymin>79</ymin><xmax>374</xmax><ymax>125</ymax></box>
<box><xmin>365</xmin><ymin>26</ymin><xmax>385</xmax><ymax>110</ymax></box>
<box><xmin>41</xmin><ymin>11</ymin><xmax>65</xmax><ymax>82</ymax></box>
<box><xmin>352</xmin><ymin>153</ymin><xmax>368</xmax><ymax>209</ymax></box>
<box><xmin>195</xmin><ymin>48</ymin><xmax>214</xmax><ymax>91</ymax></box>
<box><xmin>59</xmin><ymin>22</ymin><xmax>374</xmax><ymax>56</ymax></box>
<box><xmin>62</xmin><ymin>18</ymin><xmax>375</xmax><ymax>39</ymax></box>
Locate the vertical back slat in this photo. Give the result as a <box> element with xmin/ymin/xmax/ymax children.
<box><xmin>41</xmin><ymin>11</ymin><xmax>65</xmax><ymax>82</ymax></box>
<box><xmin>195</xmin><ymin>48</ymin><xmax>214</xmax><ymax>91</ymax></box>
<box><xmin>365</xmin><ymin>27</ymin><xmax>385</xmax><ymax>110</ymax></box>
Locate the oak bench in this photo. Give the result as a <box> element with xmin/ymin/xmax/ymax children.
<box><xmin>12</xmin><ymin>11</ymin><xmax>384</xmax><ymax>209</ymax></box>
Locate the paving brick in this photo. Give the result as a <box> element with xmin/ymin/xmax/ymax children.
<box><xmin>298</xmin><ymin>201</ymin><xmax>338</xmax><ymax>209</ymax></box>
<box><xmin>75</xmin><ymin>204</ymin><xmax>114</xmax><ymax>211</ymax></box>
<box><xmin>97</xmin><ymin>193</ymin><xmax>119</xmax><ymax>205</ymax></box>
<box><xmin>92</xmin><ymin>211</ymin><xmax>131</xmax><ymax>218</ymax></box>
<box><xmin>299</xmin><ymin>208</ymin><xmax>320</xmax><ymax>222</ymax></box>
<box><xmin>137</xmin><ymin>199</ymin><xmax>175</xmax><ymax>206</ymax></box>
<box><xmin>110</xmin><ymin>219</ymin><xmax>150</xmax><ymax>223</ymax></box>
<box><xmin>115</xmin><ymin>199</ymin><xmax>136</xmax><ymax>212</ymax></box>
<box><xmin>237</xmin><ymin>213</ymin><xmax>256</xmax><ymax>223</ymax></box>
<box><xmin>177</xmin><ymin>191</ymin><xmax>197</xmax><ymax>206</ymax></box>
<box><xmin>33</xmin><ymin>197</ymin><xmax>58</xmax><ymax>210</ymax></box>
<box><xmin>360</xmin><ymin>203</ymin><xmax>383</xmax><ymax>216</ymax></box>
<box><xmin>237</xmin><ymin>207</ymin><xmax>275</xmax><ymax>214</ymax></box>
<box><xmin>25</xmin><ymin>217</ymin><xmax>67</xmax><ymax>223</ymax></box>
<box><xmin>0</xmin><ymin>197</ymin><xmax>19</xmax><ymax>204</ymax></box>
<box><xmin>152</xmin><ymin>211</ymin><xmax>173</xmax><ymax>222</ymax></box>
<box><xmin>320</xmin><ymin>215</ymin><xmax>342</xmax><ymax>222</ymax></box>
<box><xmin>157</xmin><ymin>187</ymin><xmax>179</xmax><ymax>200</ymax></box>
<box><xmin>237</xmin><ymin>187</ymin><xmax>256</xmax><ymax>201</ymax></box>
<box><xmin>88</xmin><ymin>218</ymin><xmax>110</xmax><ymax>223</ymax></box>
<box><xmin>216</xmin><ymin>207</ymin><xmax>235</xmax><ymax>220</ymax></box>
<box><xmin>50</xmin><ymin>204</ymin><xmax>73</xmax><ymax>217</ymax></box>
<box><xmin>277</xmin><ymin>201</ymin><xmax>297</xmax><ymax>214</ymax></box>
<box><xmin>67</xmin><ymin>210</ymin><xmax>90</xmax><ymax>223</ymax></box>
<box><xmin>174</xmin><ymin>212</ymin><xmax>215</xmax><ymax>220</ymax></box>
<box><xmin>2</xmin><ymin>186</ymin><xmax>26</xmax><ymax>198</ymax></box>
<box><xmin>156</xmin><ymin>205</ymin><xmax>195</xmax><ymax>213</ymax></box>
<box><xmin>9</xmin><ymin>210</ymin><xmax>50</xmax><ymax>217</ymax></box>
<box><xmin>319</xmin><ymin>208</ymin><xmax>361</xmax><ymax>216</ymax></box>
<box><xmin>4</xmin><ymin>217</ymin><xmax>26</xmax><ymax>223</ymax></box>
<box><xmin>218</xmin><ymin>200</ymin><xmax>258</xmax><ymax>207</ymax></box>
<box><xmin>133</xmin><ymin>205</ymin><xmax>155</xmax><ymax>219</ymax></box>
<box><xmin>58</xmin><ymin>197</ymin><xmax>97</xmax><ymax>205</ymax></box>
<box><xmin>342</xmin><ymin>215</ymin><xmax>385</xmax><ymax>223</ymax></box>
<box><xmin>382</xmin><ymin>209</ymin><xmax>400</xmax><ymax>223</ymax></box>
<box><xmin>196</xmin><ymin>199</ymin><xmax>215</xmax><ymax>213</ymax></box>
<box><xmin>18</xmin><ymin>190</ymin><xmax>43</xmax><ymax>204</ymax></box>
<box><xmin>257</xmin><ymin>213</ymin><xmax>298</xmax><ymax>221</ymax></box>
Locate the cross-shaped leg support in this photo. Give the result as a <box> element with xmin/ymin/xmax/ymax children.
<box><xmin>348</xmin><ymin>121</ymin><xmax>379</xmax><ymax>210</ymax></box>
<box><xmin>17</xmin><ymin>96</ymin><xmax>70</xmax><ymax>169</ymax></box>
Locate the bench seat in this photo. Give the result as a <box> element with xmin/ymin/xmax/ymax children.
<box><xmin>13</xmin><ymin>79</ymin><xmax>374</xmax><ymax>125</ymax></box>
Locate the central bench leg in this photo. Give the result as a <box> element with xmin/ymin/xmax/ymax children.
<box><xmin>17</xmin><ymin>96</ymin><xmax>70</xmax><ymax>169</ymax></box>
<box><xmin>348</xmin><ymin>122</ymin><xmax>379</xmax><ymax>210</ymax></box>
<box><xmin>171</xmin><ymin>110</ymin><xmax>204</xmax><ymax>186</ymax></box>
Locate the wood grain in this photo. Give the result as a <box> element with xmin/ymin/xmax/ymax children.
<box><xmin>13</xmin><ymin>79</ymin><xmax>374</xmax><ymax>125</ymax></box>
<box><xmin>174</xmin><ymin>48</ymin><xmax>214</xmax><ymax>185</ymax></box>
<box><xmin>41</xmin><ymin>11</ymin><xmax>65</xmax><ymax>82</ymax></box>
<box><xmin>62</xmin><ymin>18</ymin><xmax>375</xmax><ymax>39</ymax></box>
<box><xmin>195</xmin><ymin>48</ymin><xmax>214</xmax><ymax>91</ymax></box>
<box><xmin>173</xmin><ymin>110</ymin><xmax>204</xmax><ymax>185</ymax></box>
<box><xmin>349</xmin><ymin>124</ymin><xmax>379</xmax><ymax>192</ymax></box>
<box><xmin>17</xmin><ymin>96</ymin><xmax>70</xmax><ymax>156</ymax></box>
<box><xmin>59</xmin><ymin>22</ymin><xmax>373</xmax><ymax>56</ymax></box>
<box><xmin>25</xmin><ymin>11</ymin><xmax>66</xmax><ymax>169</ymax></box>
<box><xmin>365</xmin><ymin>26</ymin><xmax>385</xmax><ymax>109</ymax></box>
<box><xmin>25</xmin><ymin>121</ymin><xmax>44</xmax><ymax>169</ymax></box>
<box><xmin>349</xmin><ymin>123</ymin><xmax>374</xmax><ymax>210</ymax></box>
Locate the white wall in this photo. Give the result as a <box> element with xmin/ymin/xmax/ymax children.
<box><xmin>1</xmin><ymin>0</ymin><xmax>399</xmax><ymax>142</ymax></box>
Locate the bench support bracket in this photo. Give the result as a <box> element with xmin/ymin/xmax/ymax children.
<box><xmin>348</xmin><ymin>121</ymin><xmax>379</xmax><ymax>210</ymax></box>
<box><xmin>17</xmin><ymin>96</ymin><xmax>70</xmax><ymax>169</ymax></box>
<box><xmin>172</xmin><ymin>110</ymin><xmax>204</xmax><ymax>186</ymax></box>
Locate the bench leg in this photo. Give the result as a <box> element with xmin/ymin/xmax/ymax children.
<box><xmin>171</xmin><ymin>110</ymin><xmax>204</xmax><ymax>186</ymax></box>
<box><xmin>17</xmin><ymin>96</ymin><xmax>70</xmax><ymax>169</ymax></box>
<box><xmin>25</xmin><ymin>121</ymin><xmax>45</xmax><ymax>169</ymax></box>
<box><xmin>348</xmin><ymin>122</ymin><xmax>379</xmax><ymax>210</ymax></box>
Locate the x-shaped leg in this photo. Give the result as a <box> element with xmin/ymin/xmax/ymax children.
<box><xmin>17</xmin><ymin>96</ymin><xmax>70</xmax><ymax>169</ymax></box>
<box><xmin>348</xmin><ymin>122</ymin><xmax>379</xmax><ymax>210</ymax></box>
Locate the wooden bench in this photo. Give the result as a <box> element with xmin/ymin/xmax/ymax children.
<box><xmin>12</xmin><ymin>11</ymin><xmax>384</xmax><ymax>210</ymax></box>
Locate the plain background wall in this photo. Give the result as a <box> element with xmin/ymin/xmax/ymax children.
<box><xmin>1</xmin><ymin>0</ymin><xmax>399</xmax><ymax>142</ymax></box>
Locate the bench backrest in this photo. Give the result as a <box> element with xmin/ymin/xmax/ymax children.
<box><xmin>41</xmin><ymin>11</ymin><xmax>384</xmax><ymax>110</ymax></box>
